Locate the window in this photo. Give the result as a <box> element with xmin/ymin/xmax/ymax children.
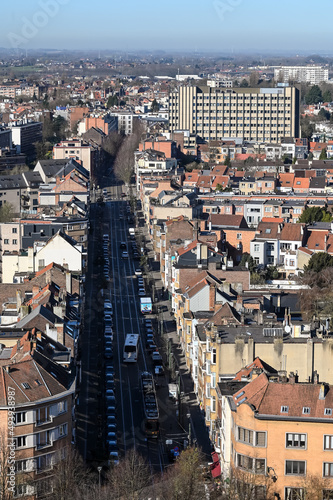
<box><xmin>285</xmin><ymin>460</ymin><xmax>306</xmax><ymax>475</ymax></box>
<box><xmin>323</xmin><ymin>490</ymin><xmax>333</xmax><ymax>500</ymax></box>
<box><xmin>58</xmin><ymin>423</ymin><xmax>67</xmax><ymax>438</ymax></box>
<box><xmin>302</xmin><ymin>407</ymin><xmax>310</xmax><ymax>414</ymax></box>
<box><xmin>236</xmin><ymin>454</ymin><xmax>265</xmax><ymax>474</ymax></box>
<box><xmin>237</xmin><ymin>233</ymin><xmax>242</xmax><ymax>239</ymax></box>
<box><xmin>238</xmin><ymin>427</ymin><xmax>253</xmax><ymax>445</ymax></box>
<box><xmin>12</xmin><ymin>239</ymin><xmax>17</xmax><ymax>245</ymax></box>
<box><xmin>265</xmin><ymin>228</ymin><xmax>271</xmax><ymax>234</ymax></box>
<box><xmin>324</xmin><ymin>463</ymin><xmax>333</xmax><ymax>477</ymax></box>
<box><xmin>211</xmin><ymin>348</ymin><xmax>216</xmax><ymax>364</ymax></box>
<box><xmin>254</xmin><ymin>244</ymin><xmax>260</xmax><ymax>252</ymax></box>
<box><xmin>15</xmin><ymin>412</ymin><xmax>26</xmax><ymax>425</ymax></box>
<box><xmin>281</xmin><ymin>405</ymin><xmax>289</xmax><ymax>413</ymax></box>
<box><xmin>12</xmin><ymin>228</ymin><xmax>17</xmax><ymax>233</ymax></box>
<box><xmin>324</xmin><ymin>435</ymin><xmax>333</xmax><ymax>450</ymax></box>
<box><xmin>285</xmin><ymin>488</ymin><xmax>305</xmax><ymax>500</ymax></box>
<box><xmin>286</xmin><ymin>433</ymin><xmax>306</xmax><ymax>449</ymax></box>
<box><xmin>255</xmin><ymin>432</ymin><xmax>266</xmax><ymax>447</ymax></box>
<box><xmin>16</xmin><ymin>436</ymin><xmax>27</xmax><ymax>448</ymax></box>
<box><xmin>325</xmin><ymin>408</ymin><xmax>333</xmax><ymax>416</ymax></box>
<box><xmin>4</xmin><ymin>239</ymin><xmax>9</xmax><ymax>244</ymax></box>
<box><xmin>211</xmin><ymin>397</ymin><xmax>216</xmax><ymax>413</ymax></box>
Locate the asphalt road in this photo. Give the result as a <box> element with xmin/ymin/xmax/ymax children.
<box><xmin>76</xmin><ymin>178</ymin><xmax>166</xmax><ymax>475</ymax></box>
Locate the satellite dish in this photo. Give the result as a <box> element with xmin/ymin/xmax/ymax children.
<box><xmin>285</xmin><ymin>325</ymin><xmax>291</xmax><ymax>333</ymax></box>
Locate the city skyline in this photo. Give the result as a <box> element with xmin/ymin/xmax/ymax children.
<box><xmin>1</xmin><ymin>0</ymin><xmax>333</xmax><ymax>54</ymax></box>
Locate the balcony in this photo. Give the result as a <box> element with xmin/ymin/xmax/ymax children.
<box><xmin>36</xmin><ymin>440</ymin><xmax>52</xmax><ymax>450</ymax></box>
<box><xmin>36</xmin><ymin>416</ymin><xmax>52</xmax><ymax>426</ymax></box>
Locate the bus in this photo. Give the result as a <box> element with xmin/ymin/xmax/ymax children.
<box><xmin>123</xmin><ymin>334</ymin><xmax>140</xmax><ymax>363</ymax></box>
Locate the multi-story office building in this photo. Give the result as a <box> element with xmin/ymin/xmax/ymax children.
<box><xmin>168</xmin><ymin>86</ymin><xmax>300</xmax><ymax>144</ymax></box>
<box><xmin>273</xmin><ymin>65</ymin><xmax>329</xmax><ymax>85</ymax></box>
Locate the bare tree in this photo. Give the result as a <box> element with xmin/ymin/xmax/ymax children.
<box><xmin>51</xmin><ymin>447</ymin><xmax>93</xmax><ymax>500</ymax></box>
<box><xmin>113</xmin><ymin>134</ymin><xmax>138</xmax><ymax>185</ymax></box>
<box><xmin>155</xmin><ymin>447</ymin><xmax>206</xmax><ymax>500</ymax></box>
<box><xmin>104</xmin><ymin>448</ymin><xmax>151</xmax><ymax>500</ymax></box>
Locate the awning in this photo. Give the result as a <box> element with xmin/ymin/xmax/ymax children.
<box><xmin>210</xmin><ymin>452</ymin><xmax>221</xmax><ymax>478</ymax></box>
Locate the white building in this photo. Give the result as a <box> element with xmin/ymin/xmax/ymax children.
<box><xmin>273</xmin><ymin>66</ymin><xmax>329</xmax><ymax>85</ymax></box>
<box><xmin>2</xmin><ymin>231</ymin><xmax>83</xmax><ymax>283</ymax></box>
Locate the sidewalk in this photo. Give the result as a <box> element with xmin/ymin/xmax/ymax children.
<box><xmin>138</xmin><ymin>223</ymin><xmax>213</xmax><ymax>461</ymax></box>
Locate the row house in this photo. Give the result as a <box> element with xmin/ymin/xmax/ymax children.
<box><xmin>239</xmin><ymin>176</ymin><xmax>276</xmax><ymax>196</ymax></box>
<box><xmin>2</xmin><ymin>231</ymin><xmax>84</xmax><ymax>284</ymax></box>
<box><xmin>0</xmin><ymin>330</ymin><xmax>75</xmax><ymax>498</ymax></box>
<box><xmin>38</xmin><ymin>171</ymin><xmax>89</xmax><ymax>207</ymax></box>
<box><xmin>134</xmin><ymin>149</ymin><xmax>177</xmax><ymax>190</ymax></box>
<box><xmin>157</xmin><ymin>216</ymin><xmax>195</xmax><ymax>288</ymax></box>
<box><xmin>250</xmin><ymin>221</ymin><xmax>307</xmax><ymax>273</ymax></box>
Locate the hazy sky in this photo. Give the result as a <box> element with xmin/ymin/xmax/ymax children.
<box><xmin>1</xmin><ymin>0</ymin><xmax>332</xmax><ymax>54</ymax></box>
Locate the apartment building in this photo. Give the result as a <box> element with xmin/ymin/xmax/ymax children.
<box><xmin>0</xmin><ymin>331</ymin><xmax>75</xmax><ymax>498</ymax></box>
<box><xmin>53</xmin><ymin>139</ymin><xmax>96</xmax><ymax>172</ymax></box>
<box><xmin>168</xmin><ymin>86</ymin><xmax>300</xmax><ymax>144</ymax></box>
<box><xmin>229</xmin><ymin>372</ymin><xmax>333</xmax><ymax>500</ymax></box>
<box><xmin>9</xmin><ymin>121</ymin><xmax>43</xmax><ymax>160</ymax></box>
<box><xmin>274</xmin><ymin>65</ymin><xmax>329</xmax><ymax>85</ymax></box>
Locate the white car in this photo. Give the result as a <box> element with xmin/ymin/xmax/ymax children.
<box><xmin>135</xmin><ymin>268</ymin><xmax>142</xmax><ymax>276</ymax></box>
<box><xmin>138</xmin><ymin>288</ymin><xmax>146</xmax><ymax>296</ymax></box>
<box><xmin>121</xmin><ymin>251</ymin><xmax>129</xmax><ymax>258</ymax></box>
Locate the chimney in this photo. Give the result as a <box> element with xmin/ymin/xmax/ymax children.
<box><xmin>16</xmin><ymin>289</ymin><xmax>22</xmax><ymax>310</ymax></box>
<box><xmin>209</xmin><ymin>284</ymin><xmax>215</xmax><ymax>311</ymax></box>
<box><xmin>196</xmin><ymin>242</ymin><xmax>202</xmax><ymax>265</ymax></box>
<box><xmin>278</xmin><ymin>370</ymin><xmax>288</xmax><ymax>383</ymax></box>
<box><xmin>319</xmin><ymin>383</ymin><xmax>327</xmax><ymax>400</ymax></box>
<box><xmin>289</xmin><ymin>372</ymin><xmax>296</xmax><ymax>384</ymax></box>
<box><xmin>313</xmin><ymin>370</ymin><xmax>319</xmax><ymax>384</ymax></box>
<box><xmin>32</xmin><ymin>285</ymin><xmax>40</xmax><ymax>298</ymax></box>
<box><xmin>5</xmin><ymin>365</ymin><xmax>10</xmax><ymax>373</ymax></box>
<box><xmin>325</xmin><ymin>234</ymin><xmax>328</xmax><ymax>252</ymax></box>
<box><xmin>251</xmin><ymin>367</ymin><xmax>262</xmax><ymax>380</ymax></box>
<box><xmin>66</xmin><ymin>271</ymin><xmax>72</xmax><ymax>295</ymax></box>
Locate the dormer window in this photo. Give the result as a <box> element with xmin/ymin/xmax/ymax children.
<box><xmin>325</xmin><ymin>408</ymin><xmax>332</xmax><ymax>416</ymax></box>
<box><xmin>281</xmin><ymin>405</ymin><xmax>289</xmax><ymax>413</ymax></box>
<box><xmin>302</xmin><ymin>407</ymin><xmax>310</xmax><ymax>415</ymax></box>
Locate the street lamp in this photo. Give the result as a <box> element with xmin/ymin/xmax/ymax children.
<box><xmin>186</xmin><ymin>412</ymin><xmax>191</xmax><ymax>446</ymax></box>
<box><xmin>97</xmin><ymin>466</ymin><xmax>102</xmax><ymax>494</ymax></box>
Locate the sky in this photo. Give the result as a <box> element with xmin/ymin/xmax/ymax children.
<box><xmin>1</xmin><ymin>0</ymin><xmax>332</xmax><ymax>54</ymax></box>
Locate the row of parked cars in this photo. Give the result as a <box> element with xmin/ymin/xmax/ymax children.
<box><xmin>102</xmin><ymin>232</ymin><xmax>118</xmax><ymax>463</ymax></box>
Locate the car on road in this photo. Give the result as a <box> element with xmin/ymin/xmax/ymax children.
<box><xmin>155</xmin><ymin>365</ymin><xmax>164</xmax><ymax>376</ymax></box>
<box><xmin>152</xmin><ymin>351</ymin><xmax>163</xmax><ymax>364</ymax></box>
<box><xmin>107</xmin><ymin>415</ymin><xmax>116</xmax><ymax>425</ymax></box>
<box><xmin>146</xmin><ymin>340</ymin><xmax>157</xmax><ymax>352</ymax></box>
<box><xmin>138</xmin><ymin>288</ymin><xmax>146</xmax><ymax>296</ymax></box>
<box><xmin>120</xmin><ymin>242</ymin><xmax>127</xmax><ymax>249</ymax></box>
<box><xmin>106</xmin><ymin>405</ymin><xmax>116</xmax><ymax>415</ymax></box>
<box><xmin>104</xmin><ymin>347</ymin><xmax>113</xmax><ymax>359</ymax></box>
<box><xmin>106</xmin><ymin>379</ymin><xmax>114</xmax><ymax>390</ymax></box>
<box><xmin>121</xmin><ymin>251</ymin><xmax>129</xmax><ymax>258</ymax></box>
<box><xmin>104</xmin><ymin>313</ymin><xmax>112</xmax><ymax>323</ymax></box>
<box><xmin>135</xmin><ymin>268</ymin><xmax>142</xmax><ymax>276</ymax></box>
